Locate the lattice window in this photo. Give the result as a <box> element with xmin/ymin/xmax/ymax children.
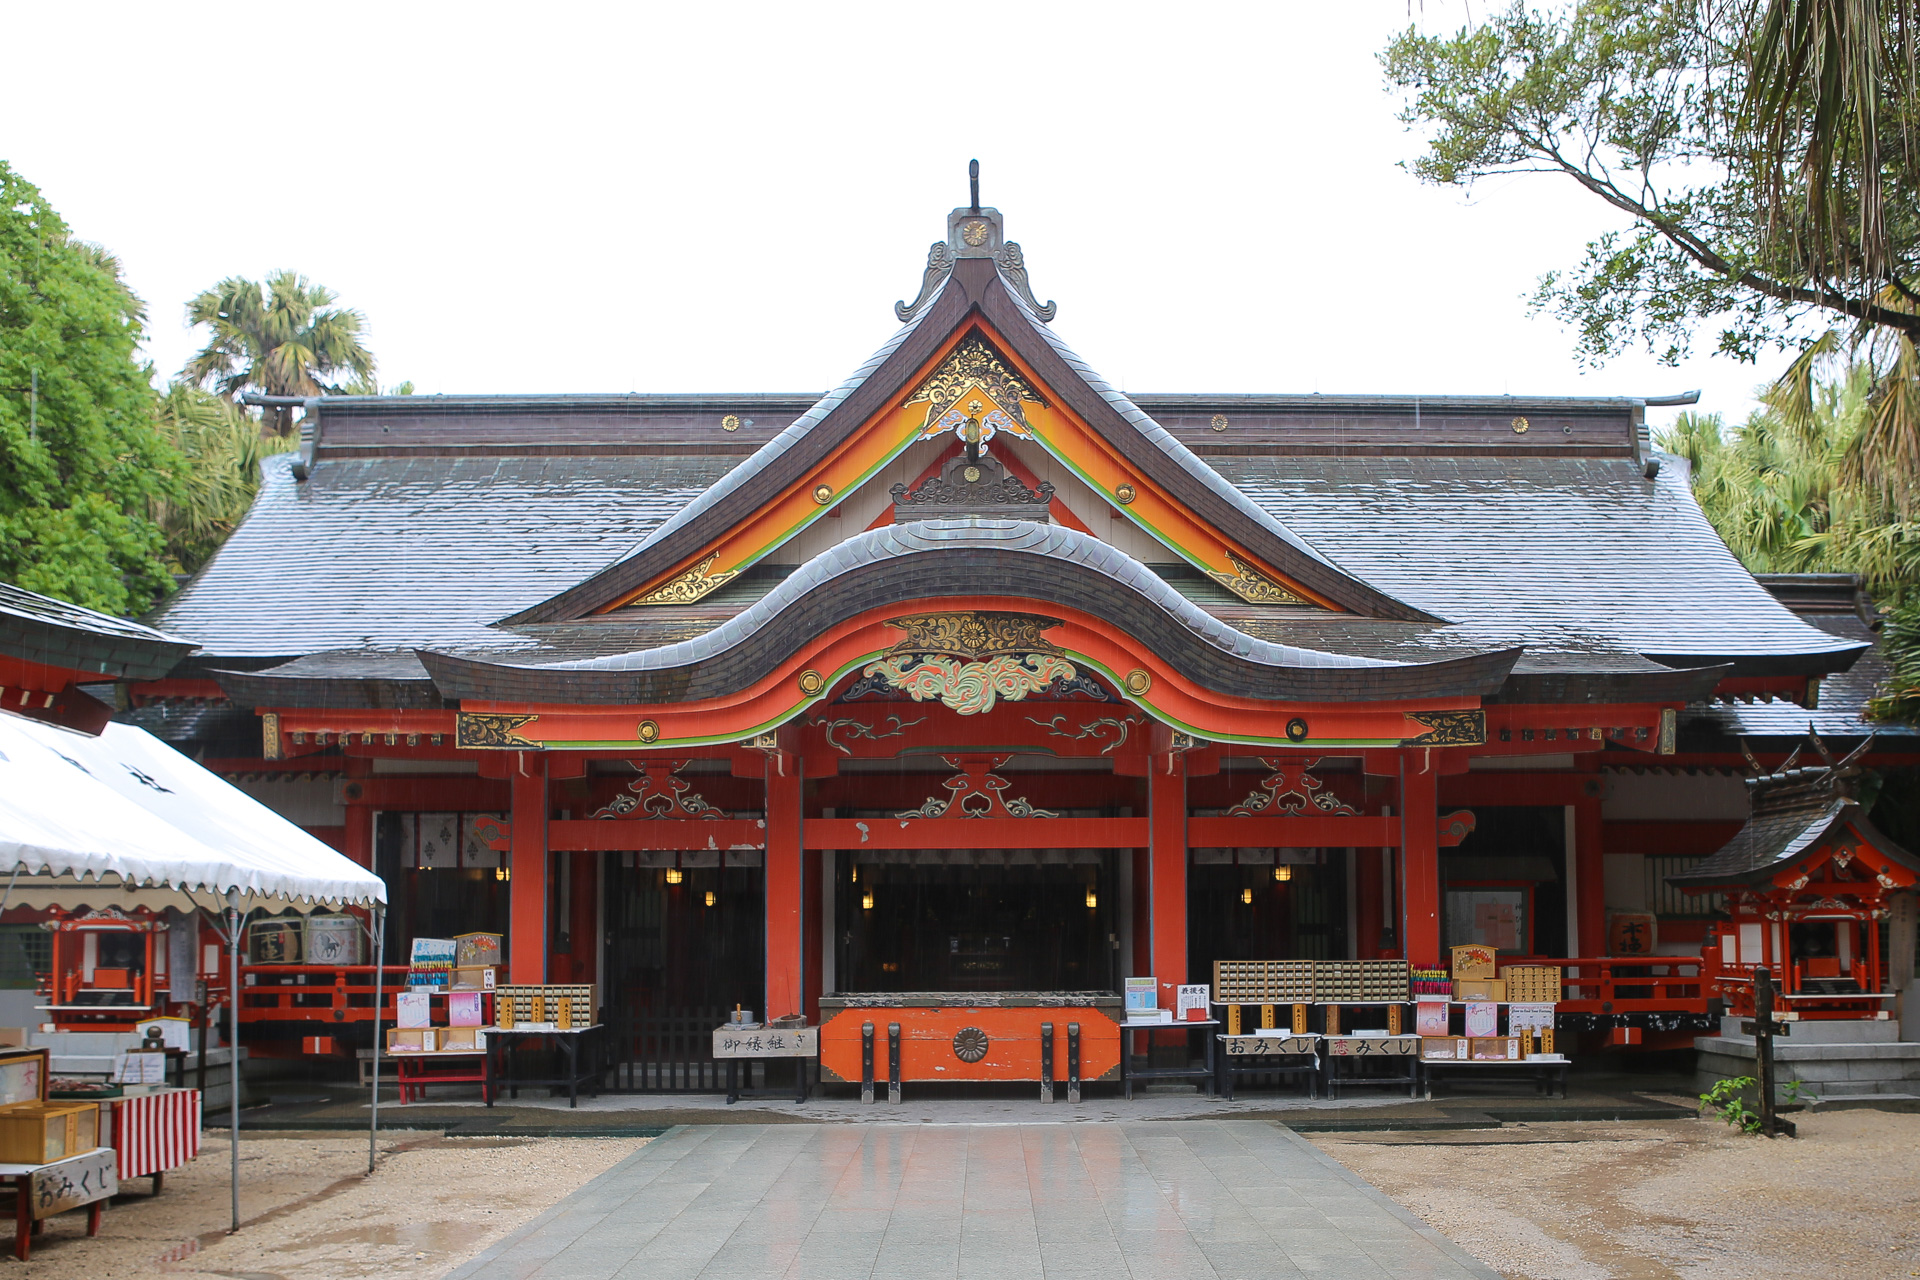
<box><xmin>0</xmin><ymin>926</ymin><xmax>50</xmax><ymax>991</ymax></box>
<box><xmin>1645</xmin><ymin>856</ymin><xmax>1725</xmax><ymax>919</ymax></box>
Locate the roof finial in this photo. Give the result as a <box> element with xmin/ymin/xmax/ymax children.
<box><xmin>969</xmin><ymin>159</ymin><xmax>980</xmax><ymax>215</ymax></box>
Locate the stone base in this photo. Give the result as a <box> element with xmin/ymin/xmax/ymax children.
<box><xmin>1696</xmin><ymin>1028</ymin><xmax>1920</xmax><ymax>1102</ymax></box>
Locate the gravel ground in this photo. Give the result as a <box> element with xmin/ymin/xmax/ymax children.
<box><xmin>0</xmin><ymin>1131</ymin><xmax>646</xmax><ymax>1280</ymax></box>
<box><xmin>1312</xmin><ymin>1106</ymin><xmax>1920</xmax><ymax>1280</ymax></box>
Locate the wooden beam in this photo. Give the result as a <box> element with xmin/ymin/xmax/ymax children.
<box><xmin>805</xmin><ymin>817</ymin><xmax>1148</xmax><ymax>851</ymax></box>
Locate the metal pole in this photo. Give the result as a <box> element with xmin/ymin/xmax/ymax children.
<box><xmin>227</xmin><ymin>889</ymin><xmax>242</xmax><ymax>1233</ymax></box>
<box><xmin>369</xmin><ymin>906</ymin><xmax>386</xmax><ymax>1174</ymax></box>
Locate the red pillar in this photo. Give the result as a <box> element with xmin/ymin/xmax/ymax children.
<box><xmin>1355</xmin><ymin>843</ymin><xmax>1382</xmax><ymax>959</ymax></box>
<box><xmin>764</xmin><ymin>753</ymin><xmax>804</xmax><ymax>1021</ymax></box>
<box><xmin>508</xmin><ymin>753</ymin><xmax>548</xmax><ymax>984</ymax></box>
<box><xmin>343</xmin><ymin>757</ymin><xmax>373</xmax><ymax>868</ymax></box>
<box><xmin>1149</xmin><ymin>755</ymin><xmax>1187</xmax><ymax>1009</ymax></box>
<box><xmin>1575</xmin><ymin>790</ymin><xmax>1606</xmax><ymax>956</ymax></box>
<box><xmin>1401</xmin><ymin>756</ymin><xmax>1441</xmax><ymax>968</ymax></box>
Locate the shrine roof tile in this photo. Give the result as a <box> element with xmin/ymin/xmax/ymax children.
<box><xmin>147</xmin><ymin>452</ymin><xmax>739</xmax><ymax>659</ymax></box>
<box><xmin>1209</xmin><ymin>453</ymin><xmax>1863</xmax><ymax>678</ymax></box>
<box><xmin>0</xmin><ymin>581</ymin><xmax>196</xmax><ymax>681</ymax></box>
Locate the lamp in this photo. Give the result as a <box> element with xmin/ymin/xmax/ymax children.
<box><xmin>850</xmin><ymin>865</ymin><xmax>858</xmax><ymax>883</ymax></box>
<box><xmin>665</xmin><ymin>867</ymin><xmax>683</xmax><ymax>885</ymax></box>
<box><xmin>495</xmin><ymin>866</ymin><xmax>511</xmax><ymax>882</ymax></box>
<box><xmin>704</xmin><ymin>890</ymin><xmax>716</xmax><ymax>907</ymax></box>
<box><xmin>1240</xmin><ymin>888</ymin><xmax>1253</xmax><ymax>905</ymax></box>
<box><xmin>1085</xmin><ymin>887</ymin><xmax>1098</xmax><ymax>909</ymax></box>
<box><xmin>861</xmin><ymin>889</ymin><xmax>874</xmax><ymax>911</ymax></box>
<box><xmin>1274</xmin><ymin>865</ymin><xmax>1291</xmax><ymax>882</ymax></box>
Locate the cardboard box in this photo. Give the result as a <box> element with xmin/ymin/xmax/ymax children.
<box><xmin>0</xmin><ymin>1101</ymin><xmax>98</xmax><ymax>1164</ymax></box>
<box><xmin>451</xmin><ymin>965</ymin><xmax>497</xmax><ymax>991</ymax></box>
<box><xmin>1450</xmin><ymin>944</ymin><xmax>1498</xmax><ymax>979</ymax></box>
<box><xmin>1420</xmin><ymin>1036</ymin><xmax>1470</xmax><ymax>1061</ymax></box>
<box><xmin>1470</xmin><ymin>1035</ymin><xmax>1522</xmax><ymax>1061</ymax></box>
<box><xmin>440</xmin><ymin>1026</ymin><xmax>486</xmax><ymax>1052</ymax></box>
<box><xmin>0</xmin><ymin>1029</ymin><xmax>26</xmax><ymax>1050</ymax></box>
<box><xmin>1453</xmin><ymin>979</ymin><xmax>1506</xmax><ymax>1003</ymax></box>
<box><xmin>386</xmin><ymin>1028</ymin><xmax>443</xmax><ymax>1053</ymax></box>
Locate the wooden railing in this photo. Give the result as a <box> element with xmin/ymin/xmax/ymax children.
<box><xmin>236</xmin><ymin>965</ymin><xmax>414</xmax><ymax>1024</ymax></box>
<box><xmin>1521</xmin><ymin>956</ymin><xmax>1709</xmax><ymax>1016</ymax></box>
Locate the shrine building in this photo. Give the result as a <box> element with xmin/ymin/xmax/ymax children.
<box><xmin>136</xmin><ymin>188</ymin><xmax>1916</xmax><ymax>1087</ymax></box>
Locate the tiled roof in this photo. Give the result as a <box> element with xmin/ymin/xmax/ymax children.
<box><xmin>0</xmin><ymin>582</ymin><xmax>195</xmax><ymax>681</ymax></box>
<box><xmin>409</xmin><ymin>519</ymin><xmax>1521</xmax><ymax>707</ymax></box>
<box><xmin>149</xmin><ymin>452</ymin><xmax>738</xmax><ymax>657</ymax></box>
<box><xmin>1209</xmin><ymin>454</ymin><xmax>1862</xmax><ymax>676</ymax></box>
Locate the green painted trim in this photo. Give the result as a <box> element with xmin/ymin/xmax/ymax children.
<box><xmin>1023</xmin><ymin>424</ymin><xmax>1214</xmax><ymax>577</ymax></box>
<box><xmin>1064</xmin><ymin>652</ymin><xmax>1399</xmax><ymax>750</ymax></box>
<box><xmin>541</xmin><ymin>652</ymin><xmax>882</xmax><ymax>752</ymax></box>
<box><xmin>734</xmin><ymin>431</ymin><xmax>924</xmax><ymax>570</ymax></box>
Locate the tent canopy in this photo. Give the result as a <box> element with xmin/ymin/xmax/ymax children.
<box><xmin>0</xmin><ymin>709</ymin><xmax>385</xmax><ymax>912</ymax></box>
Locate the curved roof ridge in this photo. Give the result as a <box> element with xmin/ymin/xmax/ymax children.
<box><xmin>994</xmin><ymin>285</ymin><xmax>1340</xmax><ymax>573</ymax></box>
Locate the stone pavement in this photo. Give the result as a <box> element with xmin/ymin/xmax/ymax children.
<box><xmin>442</xmin><ymin>1121</ymin><xmax>1501</xmax><ymax>1280</ymax></box>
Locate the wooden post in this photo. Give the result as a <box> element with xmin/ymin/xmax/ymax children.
<box><xmin>1400</xmin><ymin>757</ymin><xmax>1440</xmax><ymax>968</ymax></box>
<box><xmin>508</xmin><ymin>753</ymin><xmax>548</xmax><ymax>984</ymax></box>
<box><xmin>1754</xmin><ymin>966</ymin><xmax>1780</xmax><ymax>1137</ymax></box>
<box><xmin>1575</xmin><ymin>788</ymin><xmax>1605</xmax><ymax>957</ymax></box>
<box><xmin>1149</xmin><ymin>755</ymin><xmax>1187</xmax><ymax>1010</ymax></box>
<box><xmin>1892</xmin><ymin>891</ymin><xmax>1917</xmax><ymax>1038</ymax></box>
<box><xmin>765</xmin><ymin>753</ymin><xmax>804</xmax><ymax>1021</ymax></box>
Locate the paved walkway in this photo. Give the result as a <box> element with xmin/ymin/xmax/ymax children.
<box><xmin>443</xmin><ymin>1121</ymin><xmax>1499</xmax><ymax>1280</ymax></box>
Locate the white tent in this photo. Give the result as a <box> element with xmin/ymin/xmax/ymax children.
<box><xmin>0</xmin><ymin>709</ymin><xmax>388</xmax><ymax>1230</ymax></box>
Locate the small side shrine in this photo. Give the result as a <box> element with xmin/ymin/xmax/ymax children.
<box><xmin>37</xmin><ymin>907</ymin><xmax>170</xmax><ymax>1033</ymax></box>
<box><xmin>1673</xmin><ymin>738</ymin><xmax>1917</xmax><ymax>1021</ymax></box>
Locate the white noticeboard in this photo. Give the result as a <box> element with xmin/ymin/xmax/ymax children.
<box><xmin>1124</xmin><ymin>976</ymin><xmax>1157</xmax><ymax>1014</ymax></box>
<box><xmin>397</xmin><ymin>991</ymin><xmax>433</xmax><ymax>1029</ymax></box>
<box><xmin>113</xmin><ymin>1051</ymin><xmax>167</xmax><ymax>1085</ymax></box>
<box><xmin>711</xmin><ymin>1027</ymin><xmax>818</xmax><ymax>1058</ymax></box>
<box><xmin>1508</xmin><ymin>1002</ymin><xmax>1556</xmax><ymax>1032</ymax></box>
<box><xmin>137</xmin><ymin>1016</ymin><xmax>192</xmax><ymax>1052</ymax></box>
<box><xmin>1176</xmin><ymin>984</ymin><xmax>1211</xmax><ymax>1021</ymax></box>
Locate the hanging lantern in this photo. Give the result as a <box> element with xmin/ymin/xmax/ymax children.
<box><xmin>850</xmin><ymin>865</ymin><xmax>858</xmax><ymax>883</ymax></box>
<box><xmin>704</xmin><ymin>890</ymin><xmax>716</xmax><ymax>907</ymax></box>
<box><xmin>862</xmin><ymin>889</ymin><xmax>875</xmax><ymax>911</ymax></box>
<box><xmin>665</xmin><ymin>867</ymin><xmax>683</xmax><ymax>885</ymax></box>
<box><xmin>494</xmin><ymin>866</ymin><xmax>511</xmax><ymax>882</ymax></box>
<box><xmin>1274</xmin><ymin>865</ymin><xmax>1292</xmax><ymax>882</ymax></box>
<box><xmin>1241</xmin><ymin>888</ymin><xmax>1253</xmax><ymax>905</ymax></box>
<box><xmin>1085</xmin><ymin>887</ymin><xmax>1098</xmax><ymax>909</ymax></box>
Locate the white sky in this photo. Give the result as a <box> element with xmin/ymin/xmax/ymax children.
<box><xmin>5</xmin><ymin>3</ymin><xmax>1776</xmax><ymax>433</ymax></box>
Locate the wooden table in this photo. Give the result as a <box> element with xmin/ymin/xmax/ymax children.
<box><xmin>488</xmin><ymin>1025</ymin><xmax>604</xmax><ymax>1108</ymax></box>
<box><xmin>0</xmin><ymin>1147</ymin><xmax>116</xmax><ymax>1260</ymax></box>
<box><xmin>1421</xmin><ymin>1057</ymin><xmax>1570</xmax><ymax>1100</ymax></box>
<box><xmin>712</xmin><ymin>1026</ymin><xmax>817</xmax><ymax>1104</ymax></box>
<box><xmin>1121</xmin><ymin>1019</ymin><xmax>1219</xmax><ymax>1100</ymax></box>
<box><xmin>1321</xmin><ymin>1035</ymin><xmax>1422</xmax><ymax>1099</ymax></box>
<box><xmin>395</xmin><ymin>1050</ymin><xmax>493</xmax><ymax>1104</ymax></box>
<box><xmin>1214</xmin><ymin>1033</ymin><xmax>1320</xmax><ymax>1101</ymax></box>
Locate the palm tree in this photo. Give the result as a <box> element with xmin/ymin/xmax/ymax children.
<box><xmin>181</xmin><ymin>271</ymin><xmax>375</xmax><ymax>436</ymax></box>
<box><xmin>151</xmin><ymin>384</ymin><xmax>294</xmax><ymax>574</ymax></box>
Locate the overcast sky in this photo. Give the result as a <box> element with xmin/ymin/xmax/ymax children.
<box><xmin>6</xmin><ymin>3</ymin><xmax>1773</xmax><ymax>432</ymax></box>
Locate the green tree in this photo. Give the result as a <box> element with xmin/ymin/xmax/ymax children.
<box><xmin>150</xmin><ymin>384</ymin><xmax>293</xmax><ymax>576</ymax></box>
<box><xmin>1382</xmin><ymin>2</ymin><xmax>1920</xmax><ymax>509</ymax></box>
<box><xmin>181</xmin><ymin>271</ymin><xmax>375</xmax><ymax>437</ymax></box>
<box><xmin>0</xmin><ymin>162</ymin><xmax>179</xmax><ymax>615</ymax></box>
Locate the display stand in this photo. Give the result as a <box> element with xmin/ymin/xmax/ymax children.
<box><xmin>395</xmin><ymin>1051</ymin><xmax>493</xmax><ymax>1104</ymax></box>
<box><xmin>488</xmin><ymin>1026</ymin><xmax>604</xmax><ymax>1108</ymax></box>
<box><xmin>1320</xmin><ymin>1034</ymin><xmax>1421</xmax><ymax>1099</ymax></box>
<box><xmin>1422</xmin><ymin>1058</ymin><xmax>1569</xmax><ymax>1099</ymax></box>
<box><xmin>1120</xmin><ymin>1019</ymin><xmax>1219</xmax><ymax>1100</ymax></box>
<box><xmin>0</xmin><ymin>1147</ymin><xmax>116</xmax><ymax>1260</ymax></box>
<box><xmin>1214</xmin><ymin>1033</ymin><xmax>1319</xmax><ymax>1101</ymax></box>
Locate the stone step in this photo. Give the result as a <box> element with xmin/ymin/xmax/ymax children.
<box><xmin>1812</xmin><ymin>1093</ymin><xmax>1920</xmax><ymax>1110</ymax></box>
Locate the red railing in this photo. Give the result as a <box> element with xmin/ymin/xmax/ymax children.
<box><xmin>236</xmin><ymin>965</ymin><xmax>414</xmax><ymax>1025</ymax></box>
<box><xmin>1520</xmin><ymin>956</ymin><xmax>1710</xmax><ymax>1016</ymax></box>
